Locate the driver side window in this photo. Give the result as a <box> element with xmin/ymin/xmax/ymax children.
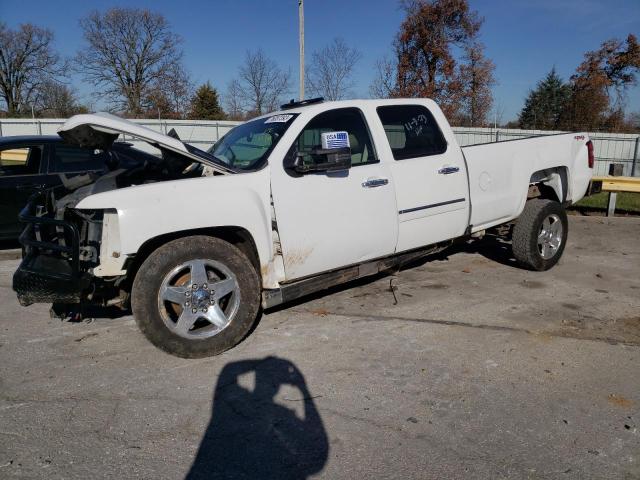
<box><xmin>290</xmin><ymin>108</ymin><xmax>378</xmax><ymax>168</ymax></box>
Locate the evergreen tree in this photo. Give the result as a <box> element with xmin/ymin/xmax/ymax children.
<box><xmin>189</xmin><ymin>82</ymin><xmax>225</xmax><ymax>120</ymax></box>
<box><xmin>518</xmin><ymin>68</ymin><xmax>571</xmax><ymax>130</ymax></box>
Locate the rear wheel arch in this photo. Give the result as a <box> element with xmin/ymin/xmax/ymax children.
<box><xmin>528</xmin><ymin>167</ymin><xmax>570</xmax><ymax>204</ymax></box>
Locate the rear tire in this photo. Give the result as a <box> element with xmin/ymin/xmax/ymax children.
<box><xmin>131</xmin><ymin>236</ymin><xmax>260</xmax><ymax>358</ymax></box>
<box><xmin>512</xmin><ymin>199</ymin><xmax>568</xmax><ymax>271</ymax></box>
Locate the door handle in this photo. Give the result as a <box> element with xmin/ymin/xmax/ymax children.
<box><xmin>438</xmin><ymin>166</ymin><xmax>460</xmax><ymax>175</ymax></box>
<box><xmin>362</xmin><ymin>177</ymin><xmax>389</xmax><ymax>188</ymax></box>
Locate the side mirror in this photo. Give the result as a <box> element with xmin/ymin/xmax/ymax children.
<box><xmin>291</xmin><ymin>147</ymin><xmax>352</xmax><ymax>174</ymax></box>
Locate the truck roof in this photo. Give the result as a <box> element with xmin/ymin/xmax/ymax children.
<box><xmin>262</xmin><ymin>97</ymin><xmax>438</xmax><ymax>119</ymax></box>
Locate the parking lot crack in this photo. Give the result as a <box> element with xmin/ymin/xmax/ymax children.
<box><xmin>292</xmin><ymin>309</ymin><xmax>640</xmax><ymax>347</ymax></box>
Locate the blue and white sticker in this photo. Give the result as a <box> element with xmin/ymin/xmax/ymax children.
<box><xmin>321</xmin><ymin>131</ymin><xmax>350</xmax><ymax>149</ymax></box>
<box><xmin>265</xmin><ymin>114</ymin><xmax>294</xmax><ymax>124</ymax></box>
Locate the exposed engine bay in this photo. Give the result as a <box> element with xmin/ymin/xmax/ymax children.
<box><xmin>14</xmin><ymin>144</ymin><xmax>219</xmax><ymax>317</ymax></box>
<box><xmin>58</xmin><ymin>146</ymin><xmax>215</xmax><ymax>209</ymax></box>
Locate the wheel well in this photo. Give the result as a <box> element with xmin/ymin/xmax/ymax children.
<box><xmin>122</xmin><ymin>227</ymin><xmax>260</xmax><ymax>292</ymax></box>
<box><xmin>528</xmin><ymin>167</ymin><xmax>569</xmax><ymax>203</ymax></box>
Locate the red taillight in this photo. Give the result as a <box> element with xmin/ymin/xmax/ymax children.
<box><xmin>586</xmin><ymin>140</ymin><xmax>594</xmax><ymax>169</ymax></box>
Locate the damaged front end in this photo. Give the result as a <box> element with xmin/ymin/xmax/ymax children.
<box><xmin>13</xmin><ymin>188</ymin><xmax>106</xmax><ymax>308</ymax></box>
<box><xmin>13</xmin><ymin>112</ymin><xmax>235</xmax><ymax>317</ymax></box>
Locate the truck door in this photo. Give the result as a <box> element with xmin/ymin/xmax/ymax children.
<box><xmin>375</xmin><ymin>103</ymin><xmax>470</xmax><ymax>252</ymax></box>
<box><xmin>271</xmin><ymin>107</ymin><xmax>399</xmax><ymax>280</ymax></box>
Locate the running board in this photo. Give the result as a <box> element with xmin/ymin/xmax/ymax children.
<box><xmin>261</xmin><ymin>242</ymin><xmax>450</xmax><ymax>309</ymax></box>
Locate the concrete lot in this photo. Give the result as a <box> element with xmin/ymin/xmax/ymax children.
<box><xmin>0</xmin><ymin>216</ymin><xmax>639</xmax><ymax>479</ymax></box>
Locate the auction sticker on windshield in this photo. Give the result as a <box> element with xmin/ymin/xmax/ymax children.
<box><xmin>265</xmin><ymin>114</ymin><xmax>294</xmax><ymax>123</ymax></box>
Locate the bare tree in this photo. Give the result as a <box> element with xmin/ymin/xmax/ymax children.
<box><xmin>369</xmin><ymin>56</ymin><xmax>397</xmax><ymax>98</ymax></box>
<box><xmin>224</xmin><ymin>79</ymin><xmax>246</xmax><ymax>120</ymax></box>
<box><xmin>0</xmin><ymin>23</ymin><xmax>65</xmax><ymax>115</ymax></box>
<box><xmin>306</xmin><ymin>38</ymin><xmax>362</xmax><ymax>100</ymax></box>
<box><xmin>75</xmin><ymin>8</ymin><xmax>190</xmax><ymax>116</ymax></box>
<box><xmin>146</xmin><ymin>63</ymin><xmax>193</xmax><ymax>118</ymax></box>
<box><xmin>492</xmin><ymin>101</ymin><xmax>506</xmax><ymax>128</ymax></box>
<box><xmin>36</xmin><ymin>81</ymin><xmax>87</xmax><ymax>117</ymax></box>
<box><xmin>235</xmin><ymin>49</ymin><xmax>291</xmax><ymax>116</ymax></box>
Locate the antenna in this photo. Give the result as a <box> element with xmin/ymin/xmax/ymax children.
<box><xmin>299</xmin><ymin>0</ymin><xmax>305</xmax><ymax>101</ymax></box>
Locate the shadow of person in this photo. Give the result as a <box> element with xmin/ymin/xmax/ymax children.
<box><xmin>185</xmin><ymin>357</ymin><xmax>329</xmax><ymax>480</ymax></box>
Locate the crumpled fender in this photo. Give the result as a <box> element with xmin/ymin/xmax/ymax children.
<box><xmin>75</xmin><ymin>167</ymin><xmax>274</xmax><ymax>274</ymax></box>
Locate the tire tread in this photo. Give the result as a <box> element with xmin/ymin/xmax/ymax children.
<box><xmin>131</xmin><ymin>235</ymin><xmax>260</xmax><ymax>358</ymax></box>
<box><xmin>512</xmin><ymin>198</ymin><xmax>568</xmax><ymax>271</ymax></box>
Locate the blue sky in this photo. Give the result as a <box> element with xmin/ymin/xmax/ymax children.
<box><xmin>1</xmin><ymin>0</ymin><xmax>639</xmax><ymax>121</ymax></box>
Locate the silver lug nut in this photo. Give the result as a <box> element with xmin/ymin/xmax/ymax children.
<box><xmin>192</xmin><ymin>308</ymin><xmax>197</xmax><ymax>314</ymax></box>
<box><xmin>185</xmin><ymin>291</ymin><xmax>190</xmax><ymax>297</ymax></box>
<box><xmin>202</xmin><ymin>283</ymin><xmax>208</xmax><ymax>289</ymax></box>
<box><xmin>202</xmin><ymin>308</ymin><xmax>208</xmax><ymax>313</ymax></box>
<box><xmin>192</xmin><ymin>284</ymin><xmax>198</xmax><ymax>289</ymax></box>
<box><xmin>185</xmin><ymin>301</ymin><xmax>190</xmax><ymax>307</ymax></box>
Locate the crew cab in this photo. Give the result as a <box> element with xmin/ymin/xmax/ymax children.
<box><xmin>12</xmin><ymin>98</ymin><xmax>593</xmax><ymax>358</ymax></box>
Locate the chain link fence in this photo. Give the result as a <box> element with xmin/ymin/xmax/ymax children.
<box><xmin>1</xmin><ymin>118</ymin><xmax>638</xmax><ymax>176</ymax></box>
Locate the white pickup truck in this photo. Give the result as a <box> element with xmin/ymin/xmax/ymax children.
<box><xmin>13</xmin><ymin>98</ymin><xmax>594</xmax><ymax>357</ymax></box>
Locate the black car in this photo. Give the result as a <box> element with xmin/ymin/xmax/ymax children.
<box><xmin>0</xmin><ymin>136</ymin><xmax>155</xmax><ymax>240</ymax></box>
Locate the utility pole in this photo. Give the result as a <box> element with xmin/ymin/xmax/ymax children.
<box><xmin>298</xmin><ymin>0</ymin><xmax>305</xmax><ymax>101</ymax></box>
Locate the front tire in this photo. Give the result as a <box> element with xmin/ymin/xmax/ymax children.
<box><xmin>512</xmin><ymin>199</ymin><xmax>568</xmax><ymax>271</ymax></box>
<box><xmin>132</xmin><ymin>236</ymin><xmax>260</xmax><ymax>358</ymax></box>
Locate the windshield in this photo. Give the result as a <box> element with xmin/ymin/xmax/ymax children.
<box><xmin>208</xmin><ymin>114</ymin><xmax>298</xmax><ymax>170</ymax></box>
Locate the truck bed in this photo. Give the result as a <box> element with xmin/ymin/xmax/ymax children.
<box><xmin>462</xmin><ymin>133</ymin><xmax>592</xmax><ymax>232</ymax></box>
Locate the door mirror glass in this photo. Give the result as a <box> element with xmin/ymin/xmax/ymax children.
<box><xmin>291</xmin><ymin>147</ymin><xmax>352</xmax><ymax>174</ymax></box>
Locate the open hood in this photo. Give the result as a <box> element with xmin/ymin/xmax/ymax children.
<box><xmin>58</xmin><ymin>112</ymin><xmax>232</xmax><ymax>175</ymax></box>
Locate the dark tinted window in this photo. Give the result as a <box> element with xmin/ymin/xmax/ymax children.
<box><xmin>0</xmin><ymin>146</ymin><xmax>42</xmax><ymax>175</ymax></box>
<box><xmin>290</xmin><ymin>108</ymin><xmax>377</xmax><ymax>167</ymax></box>
<box><xmin>376</xmin><ymin>105</ymin><xmax>447</xmax><ymax>160</ymax></box>
<box><xmin>112</xmin><ymin>145</ymin><xmax>158</xmax><ymax>169</ymax></box>
<box><xmin>53</xmin><ymin>146</ymin><xmax>108</xmax><ymax>173</ymax></box>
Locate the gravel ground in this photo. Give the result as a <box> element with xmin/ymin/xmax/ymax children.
<box><xmin>0</xmin><ymin>216</ymin><xmax>638</xmax><ymax>479</ymax></box>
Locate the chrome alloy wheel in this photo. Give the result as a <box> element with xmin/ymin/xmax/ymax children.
<box><xmin>537</xmin><ymin>214</ymin><xmax>563</xmax><ymax>260</ymax></box>
<box><xmin>157</xmin><ymin>259</ymin><xmax>240</xmax><ymax>339</ymax></box>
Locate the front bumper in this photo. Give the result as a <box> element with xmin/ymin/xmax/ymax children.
<box><xmin>14</xmin><ymin>255</ymin><xmax>90</xmax><ymax>306</ymax></box>
<box><xmin>12</xmin><ymin>194</ymin><xmax>89</xmax><ymax>306</ymax></box>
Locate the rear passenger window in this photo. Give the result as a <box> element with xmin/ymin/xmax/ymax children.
<box><xmin>53</xmin><ymin>146</ymin><xmax>108</xmax><ymax>173</ymax></box>
<box><xmin>376</xmin><ymin>105</ymin><xmax>447</xmax><ymax>160</ymax></box>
